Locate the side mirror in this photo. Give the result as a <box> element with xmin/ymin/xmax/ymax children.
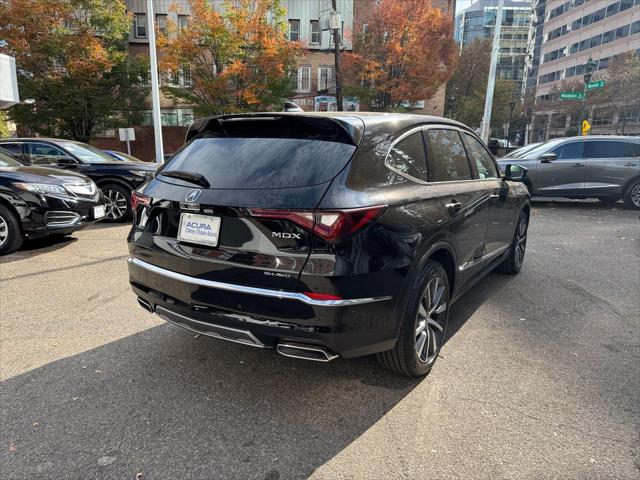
<box><xmin>539</xmin><ymin>152</ymin><xmax>557</xmax><ymax>163</ymax></box>
<box><xmin>503</xmin><ymin>164</ymin><xmax>528</xmax><ymax>183</ymax></box>
<box><xmin>57</xmin><ymin>157</ymin><xmax>77</xmax><ymax>166</ymax></box>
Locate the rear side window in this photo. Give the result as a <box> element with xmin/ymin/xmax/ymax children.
<box><xmin>623</xmin><ymin>142</ymin><xmax>640</xmax><ymax>157</ymax></box>
<box><xmin>385</xmin><ymin>131</ymin><xmax>428</xmax><ymax>181</ymax></box>
<box><xmin>552</xmin><ymin>142</ymin><xmax>583</xmax><ymax>159</ymax></box>
<box><xmin>425</xmin><ymin>129</ymin><xmax>472</xmax><ymax>182</ymax></box>
<box><xmin>462</xmin><ymin>133</ymin><xmax>499</xmax><ymax>179</ymax></box>
<box><xmin>161</xmin><ymin>137</ymin><xmax>356</xmax><ymax>189</ymax></box>
<box><xmin>0</xmin><ymin>143</ymin><xmax>22</xmax><ymax>157</ymax></box>
<box><xmin>584</xmin><ymin>141</ymin><xmax>631</xmax><ymax>159</ymax></box>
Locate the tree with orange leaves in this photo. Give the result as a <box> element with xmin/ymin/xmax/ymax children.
<box><xmin>0</xmin><ymin>0</ymin><xmax>148</xmax><ymax>141</ymax></box>
<box><xmin>157</xmin><ymin>0</ymin><xmax>302</xmax><ymax>115</ymax></box>
<box><xmin>343</xmin><ymin>0</ymin><xmax>457</xmax><ymax>112</ymax></box>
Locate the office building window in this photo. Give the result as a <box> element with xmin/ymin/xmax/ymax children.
<box><xmin>134</xmin><ymin>13</ymin><xmax>147</xmax><ymax>38</ymax></box>
<box><xmin>318</xmin><ymin>66</ymin><xmax>335</xmax><ymax>91</ymax></box>
<box><xmin>288</xmin><ymin>19</ymin><xmax>300</xmax><ymax>41</ymax></box>
<box><xmin>156</xmin><ymin>14</ymin><xmax>167</xmax><ymax>36</ymax></box>
<box><xmin>310</xmin><ymin>20</ymin><xmax>320</xmax><ymax>44</ymax></box>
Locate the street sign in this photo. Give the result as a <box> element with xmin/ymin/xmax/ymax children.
<box><xmin>582</xmin><ymin>120</ymin><xmax>591</xmax><ymax>136</ymax></box>
<box><xmin>118</xmin><ymin>127</ymin><xmax>135</xmax><ymax>155</ymax></box>
<box><xmin>560</xmin><ymin>92</ymin><xmax>584</xmax><ymax>100</ymax></box>
<box><xmin>586</xmin><ymin>80</ymin><xmax>605</xmax><ymax>90</ymax></box>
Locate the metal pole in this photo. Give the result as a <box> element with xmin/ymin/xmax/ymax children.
<box><xmin>126</xmin><ymin>139</ymin><xmax>131</xmax><ymax>156</ymax></box>
<box><xmin>480</xmin><ymin>0</ymin><xmax>505</xmax><ymax>143</ymax></box>
<box><xmin>146</xmin><ymin>0</ymin><xmax>164</xmax><ymax>164</ymax></box>
<box><xmin>331</xmin><ymin>0</ymin><xmax>343</xmax><ymax>111</ymax></box>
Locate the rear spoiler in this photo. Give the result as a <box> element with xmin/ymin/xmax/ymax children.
<box><xmin>185</xmin><ymin>113</ymin><xmax>365</xmax><ymax>146</ymax></box>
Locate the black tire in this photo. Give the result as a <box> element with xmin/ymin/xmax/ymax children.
<box><xmin>0</xmin><ymin>204</ymin><xmax>23</xmax><ymax>256</ymax></box>
<box><xmin>376</xmin><ymin>260</ymin><xmax>450</xmax><ymax>377</ymax></box>
<box><xmin>623</xmin><ymin>179</ymin><xmax>640</xmax><ymax>210</ymax></box>
<box><xmin>496</xmin><ymin>210</ymin><xmax>529</xmax><ymax>275</ymax></box>
<box><xmin>102</xmin><ymin>184</ymin><xmax>132</xmax><ymax>222</ymax></box>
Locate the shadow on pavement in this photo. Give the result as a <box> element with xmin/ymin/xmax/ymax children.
<box><xmin>0</xmin><ymin>324</ymin><xmax>420</xmax><ymax>480</ymax></box>
<box><xmin>530</xmin><ymin>197</ymin><xmax>625</xmax><ymax>211</ymax></box>
<box><xmin>0</xmin><ymin>235</ymin><xmax>78</xmax><ymax>264</ymax></box>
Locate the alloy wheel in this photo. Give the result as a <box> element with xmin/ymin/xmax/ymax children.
<box><xmin>514</xmin><ymin>216</ymin><xmax>528</xmax><ymax>268</ymax></box>
<box><xmin>0</xmin><ymin>215</ymin><xmax>8</xmax><ymax>248</ymax></box>
<box><xmin>105</xmin><ymin>189</ymin><xmax>128</xmax><ymax>220</ymax></box>
<box><xmin>415</xmin><ymin>275</ymin><xmax>447</xmax><ymax>364</ymax></box>
<box><xmin>631</xmin><ymin>183</ymin><xmax>640</xmax><ymax>208</ymax></box>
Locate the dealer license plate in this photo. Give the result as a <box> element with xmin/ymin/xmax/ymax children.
<box><xmin>177</xmin><ymin>213</ymin><xmax>221</xmax><ymax>247</ymax></box>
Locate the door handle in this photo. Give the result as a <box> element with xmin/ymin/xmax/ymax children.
<box><xmin>571</xmin><ymin>163</ymin><xmax>584</xmax><ymax>167</ymax></box>
<box><xmin>624</xmin><ymin>162</ymin><xmax>637</xmax><ymax>167</ymax></box>
<box><xmin>489</xmin><ymin>193</ymin><xmax>500</xmax><ymax>199</ymax></box>
<box><xmin>445</xmin><ymin>200</ymin><xmax>463</xmax><ymax>215</ymax></box>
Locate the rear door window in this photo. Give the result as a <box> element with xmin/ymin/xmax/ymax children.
<box><xmin>385</xmin><ymin>131</ymin><xmax>428</xmax><ymax>182</ymax></box>
<box><xmin>161</xmin><ymin>137</ymin><xmax>357</xmax><ymax>189</ymax></box>
<box><xmin>425</xmin><ymin>129</ymin><xmax>472</xmax><ymax>182</ymax></box>
<box><xmin>462</xmin><ymin>133</ymin><xmax>499</xmax><ymax>179</ymax></box>
<box><xmin>0</xmin><ymin>143</ymin><xmax>23</xmax><ymax>158</ymax></box>
<box><xmin>584</xmin><ymin>141</ymin><xmax>626</xmax><ymax>159</ymax></box>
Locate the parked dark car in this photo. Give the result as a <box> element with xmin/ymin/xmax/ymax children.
<box><xmin>0</xmin><ymin>148</ymin><xmax>106</xmax><ymax>255</ymax></box>
<box><xmin>497</xmin><ymin>136</ymin><xmax>640</xmax><ymax>209</ymax></box>
<box><xmin>127</xmin><ymin>113</ymin><xmax>530</xmax><ymax>377</ymax></box>
<box><xmin>0</xmin><ymin>139</ymin><xmax>158</xmax><ymax>221</ymax></box>
<box><xmin>103</xmin><ymin>150</ymin><xmax>144</xmax><ymax>163</ymax></box>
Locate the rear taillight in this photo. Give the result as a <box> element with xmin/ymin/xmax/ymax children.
<box><xmin>131</xmin><ymin>191</ymin><xmax>151</xmax><ymax>211</ymax></box>
<box><xmin>248</xmin><ymin>205</ymin><xmax>386</xmax><ymax>243</ymax></box>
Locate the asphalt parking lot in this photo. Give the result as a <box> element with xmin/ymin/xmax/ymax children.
<box><xmin>1</xmin><ymin>200</ymin><xmax>639</xmax><ymax>480</ymax></box>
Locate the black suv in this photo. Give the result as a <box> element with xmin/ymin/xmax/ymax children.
<box><xmin>0</xmin><ymin>138</ymin><xmax>158</xmax><ymax>221</ymax></box>
<box><xmin>0</xmin><ymin>148</ymin><xmax>106</xmax><ymax>255</ymax></box>
<box><xmin>127</xmin><ymin>113</ymin><xmax>530</xmax><ymax>377</ymax></box>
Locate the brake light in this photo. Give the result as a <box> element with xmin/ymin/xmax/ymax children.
<box><xmin>248</xmin><ymin>205</ymin><xmax>386</xmax><ymax>243</ymax></box>
<box><xmin>131</xmin><ymin>191</ymin><xmax>151</xmax><ymax>211</ymax></box>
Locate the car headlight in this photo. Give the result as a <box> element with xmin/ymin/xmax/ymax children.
<box><xmin>13</xmin><ymin>182</ymin><xmax>68</xmax><ymax>195</ymax></box>
<box><xmin>132</xmin><ymin>170</ymin><xmax>154</xmax><ymax>177</ymax></box>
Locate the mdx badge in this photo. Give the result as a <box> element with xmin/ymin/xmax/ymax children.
<box><xmin>272</xmin><ymin>232</ymin><xmax>302</xmax><ymax>239</ymax></box>
<box><xmin>185</xmin><ymin>189</ymin><xmax>202</xmax><ymax>202</ymax></box>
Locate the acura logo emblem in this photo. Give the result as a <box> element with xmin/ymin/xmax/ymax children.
<box><xmin>185</xmin><ymin>189</ymin><xmax>202</xmax><ymax>202</ymax></box>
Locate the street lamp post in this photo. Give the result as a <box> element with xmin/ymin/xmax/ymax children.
<box><xmin>581</xmin><ymin>56</ymin><xmax>597</xmax><ymax>135</ymax></box>
<box><xmin>507</xmin><ymin>100</ymin><xmax>516</xmax><ymax>142</ymax></box>
<box><xmin>447</xmin><ymin>95</ymin><xmax>455</xmax><ymax>118</ymax></box>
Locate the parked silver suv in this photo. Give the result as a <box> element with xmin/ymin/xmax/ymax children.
<box><xmin>498</xmin><ymin>136</ymin><xmax>640</xmax><ymax>209</ymax></box>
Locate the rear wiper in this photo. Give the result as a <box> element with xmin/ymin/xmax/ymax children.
<box><xmin>160</xmin><ymin>170</ymin><xmax>210</xmax><ymax>188</ymax></box>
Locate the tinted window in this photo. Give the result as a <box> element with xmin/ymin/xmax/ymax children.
<box><xmin>27</xmin><ymin>143</ymin><xmax>66</xmax><ymax>165</ymax></box>
<box><xmin>0</xmin><ymin>151</ymin><xmax>20</xmax><ymax>167</ymax></box>
<box><xmin>462</xmin><ymin>133</ymin><xmax>499</xmax><ymax>179</ymax></box>
<box><xmin>552</xmin><ymin>142</ymin><xmax>583</xmax><ymax>159</ymax></box>
<box><xmin>162</xmin><ymin>137</ymin><xmax>356</xmax><ymax>189</ymax></box>
<box><xmin>0</xmin><ymin>143</ymin><xmax>22</xmax><ymax>156</ymax></box>
<box><xmin>584</xmin><ymin>141</ymin><xmax>629</xmax><ymax>158</ymax></box>
<box><xmin>426</xmin><ymin>129</ymin><xmax>472</xmax><ymax>182</ymax></box>
<box><xmin>385</xmin><ymin>131</ymin><xmax>428</xmax><ymax>181</ymax></box>
<box><xmin>623</xmin><ymin>142</ymin><xmax>640</xmax><ymax>157</ymax></box>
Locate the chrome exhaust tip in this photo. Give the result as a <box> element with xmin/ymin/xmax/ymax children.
<box><xmin>276</xmin><ymin>342</ymin><xmax>338</xmax><ymax>362</ymax></box>
<box><xmin>137</xmin><ymin>297</ymin><xmax>154</xmax><ymax>313</ymax></box>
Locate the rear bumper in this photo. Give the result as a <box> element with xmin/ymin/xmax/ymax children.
<box><xmin>128</xmin><ymin>257</ymin><xmax>398</xmax><ymax>358</ymax></box>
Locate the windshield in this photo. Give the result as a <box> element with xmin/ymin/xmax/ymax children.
<box><xmin>508</xmin><ymin>143</ymin><xmax>541</xmax><ymax>158</ymax></box>
<box><xmin>59</xmin><ymin>142</ymin><xmax>115</xmax><ymax>163</ymax></box>
<box><xmin>0</xmin><ymin>150</ymin><xmax>20</xmax><ymax>167</ymax></box>
<box><xmin>111</xmin><ymin>151</ymin><xmax>142</xmax><ymax>162</ymax></box>
<box><xmin>515</xmin><ymin>139</ymin><xmax>565</xmax><ymax>159</ymax></box>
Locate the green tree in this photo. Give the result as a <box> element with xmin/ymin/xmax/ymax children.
<box><xmin>446</xmin><ymin>39</ymin><xmax>521</xmax><ymax>131</ymax></box>
<box><xmin>157</xmin><ymin>0</ymin><xmax>301</xmax><ymax>116</ymax></box>
<box><xmin>0</xmin><ymin>112</ymin><xmax>10</xmax><ymax>138</ymax></box>
<box><xmin>0</xmin><ymin>0</ymin><xmax>148</xmax><ymax>142</ymax></box>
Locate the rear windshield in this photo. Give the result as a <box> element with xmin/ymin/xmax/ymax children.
<box><xmin>160</xmin><ymin>137</ymin><xmax>356</xmax><ymax>189</ymax></box>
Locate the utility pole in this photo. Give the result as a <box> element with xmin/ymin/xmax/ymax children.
<box><xmin>146</xmin><ymin>0</ymin><xmax>164</xmax><ymax>164</ymax></box>
<box><xmin>480</xmin><ymin>0</ymin><xmax>505</xmax><ymax>143</ymax></box>
<box><xmin>331</xmin><ymin>0</ymin><xmax>343</xmax><ymax>111</ymax></box>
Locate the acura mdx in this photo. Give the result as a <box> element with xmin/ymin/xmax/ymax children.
<box><xmin>127</xmin><ymin>113</ymin><xmax>530</xmax><ymax>377</ymax></box>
